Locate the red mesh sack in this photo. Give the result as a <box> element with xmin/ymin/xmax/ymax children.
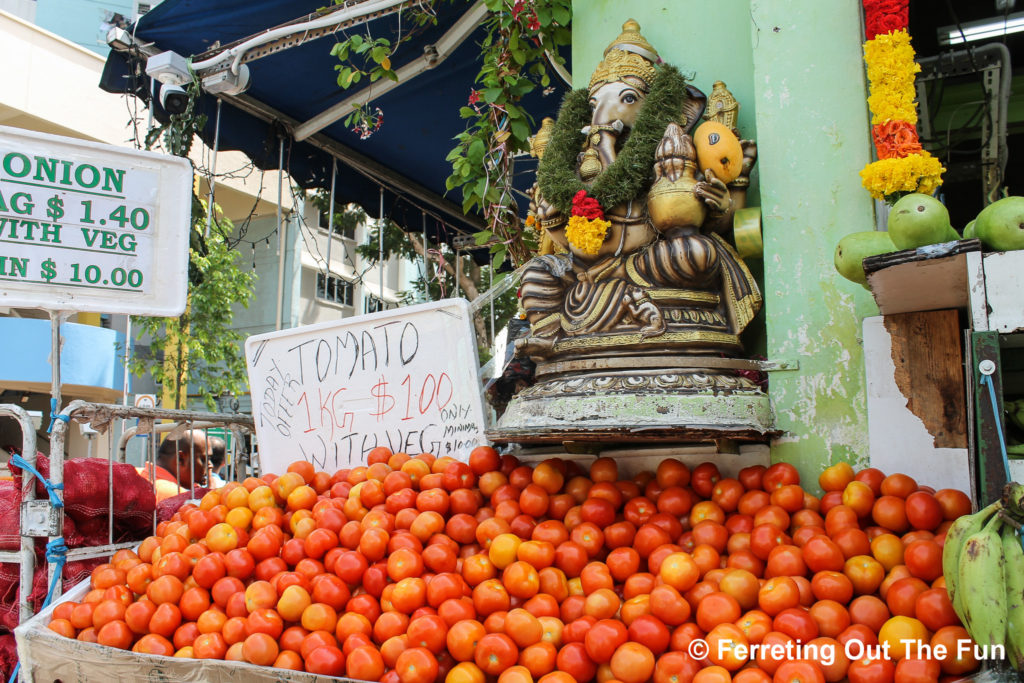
<box><xmin>0</xmin><ymin>603</ymin><xmax>16</xmax><ymax>633</ymax></box>
<box><xmin>0</xmin><ymin>633</ymin><xmax>17</xmax><ymax>682</ymax></box>
<box><xmin>156</xmin><ymin>487</ymin><xmax>209</xmax><ymax>523</ymax></box>
<box><xmin>0</xmin><ymin>564</ymin><xmax>18</xmax><ymax>607</ymax></box>
<box><xmin>11</xmin><ymin>456</ymin><xmax>156</xmax><ymax>535</ymax></box>
<box><xmin>0</xmin><ymin>483</ymin><xmax>20</xmax><ymax>552</ymax></box>
<box><xmin>62</xmin><ymin>558</ymin><xmax>103</xmax><ymax>591</ymax></box>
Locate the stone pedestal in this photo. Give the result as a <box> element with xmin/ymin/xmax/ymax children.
<box><xmin>488</xmin><ymin>356</ymin><xmax>777</xmax><ymax>447</ymax></box>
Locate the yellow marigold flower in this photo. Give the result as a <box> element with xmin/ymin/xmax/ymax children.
<box><xmin>863</xmin><ymin>30</ymin><xmax>920</xmax><ymax>125</ymax></box>
<box><xmin>565</xmin><ymin>215</ymin><xmax>610</xmax><ymax>255</ymax></box>
<box><xmin>860</xmin><ymin>151</ymin><xmax>946</xmax><ymax>201</ymax></box>
<box><xmin>525</xmin><ymin>214</ymin><xmax>536</xmax><ymax>229</ymax></box>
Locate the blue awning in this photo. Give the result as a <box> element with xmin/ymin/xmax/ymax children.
<box><xmin>99</xmin><ymin>1</ymin><xmax>569</xmax><ymax>260</ymax></box>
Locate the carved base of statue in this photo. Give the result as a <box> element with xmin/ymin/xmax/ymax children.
<box><xmin>492</xmin><ymin>19</ymin><xmax>776</xmax><ymax>446</ymax></box>
<box><xmin>489</xmin><ymin>356</ymin><xmax>776</xmax><ymax>447</ymax></box>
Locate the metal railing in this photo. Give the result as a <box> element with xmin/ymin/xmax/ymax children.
<box><xmin>1</xmin><ymin>401</ymin><xmax>255</xmax><ymax>615</ymax></box>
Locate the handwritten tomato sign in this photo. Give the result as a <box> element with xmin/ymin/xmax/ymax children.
<box><xmin>245</xmin><ymin>299</ymin><xmax>487</xmax><ymax>474</ymax></box>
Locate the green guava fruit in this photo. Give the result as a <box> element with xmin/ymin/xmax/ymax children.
<box><xmin>975</xmin><ymin>196</ymin><xmax>1024</xmax><ymax>251</ymax></box>
<box><xmin>963</xmin><ymin>220</ymin><xmax>976</xmax><ymax>239</ymax></box>
<box><xmin>887</xmin><ymin>193</ymin><xmax>953</xmax><ymax>249</ymax></box>
<box><xmin>835</xmin><ymin>231</ymin><xmax>897</xmax><ymax>285</ymax></box>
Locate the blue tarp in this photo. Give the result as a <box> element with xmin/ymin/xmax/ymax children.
<box><xmin>99</xmin><ymin>0</ymin><xmax>568</xmax><ymax>257</ymax></box>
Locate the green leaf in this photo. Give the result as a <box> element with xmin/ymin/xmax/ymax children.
<box><xmin>553</xmin><ymin>6</ymin><xmax>571</xmax><ymax>25</ymax></box>
<box><xmin>459</xmin><ymin>106</ymin><xmax>476</xmax><ymax>118</ymax></box>
<box><xmin>510</xmin><ymin>118</ymin><xmax>530</xmax><ymax>141</ymax></box>
<box><xmin>467</xmin><ymin>139</ymin><xmax>486</xmax><ymax>166</ymax></box>
<box><xmin>481</xmin><ymin>87</ymin><xmax>503</xmax><ymax>104</ymax></box>
<box><xmin>384</xmin><ymin>69</ymin><xmax>399</xmax><ymax>82</ymax></box>
<box><xmin>491</xmin><ymin>246</ymin><xmax>506</xmax><ymax>272</ymax></box>
<box><xmin>536</xmin><ymin>6</ymin><xmax>551</xmax><ymax>24</ymax></box>
<box><xmin>474</xmin><ymin>230</ymin><xmax>493</xmax><ymax>245</ymax></box>
<box><xmin>371</xmin><ymin>45</ymin><xmax>387</xmax><ymax>62</ymax></box>
<box><xmin>350</xmin><ymin>34</ymin><xmax>364</xmax><ymax>49</ymax></box>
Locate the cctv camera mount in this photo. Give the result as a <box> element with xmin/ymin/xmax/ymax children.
<box><xmin>201</xmin><ymin>64</ymin><xmax>251</xmax><ymax>96</ymax></box>
<box><xmin>159</xmin><ymin>83</ymin><xmax>190</xmax><ymax>115</ymax></box>
<box><xmin>146</xmin><ymin>51</ymin><xmax>191</xmax><ymax>86</ymax></box>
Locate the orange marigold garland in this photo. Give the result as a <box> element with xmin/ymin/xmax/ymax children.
<box><xmin>859</xmin><ymin>0</ymin><xmax>944</xmax><ymax>202</ymax></box>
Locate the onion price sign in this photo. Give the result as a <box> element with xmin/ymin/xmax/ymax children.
<box><xmin>0</xmin><ymin>126</ymin><xmax>192</xmax><ymax>315</ymax></box>
<box><xmin>245</xmin><ymin>299</ymin><xmax>488</xmax><ymax>473</ymax></box>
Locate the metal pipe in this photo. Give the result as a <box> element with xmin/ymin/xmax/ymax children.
<box><xmin>488</xmin><ymin>253</ymin><xmax>495</xmax><ymax>343</ymax></box>
<box><xmin>455</xmin><ymin>247</ymin><xmax>461</xmax><ymax>298</ymax></box>
<box><xmin>326</xmin><ymin>159</ymin><xmax>337</xmax><ymax>274</ymax></box>
<box><xmin>0</xmin><ymin>405</ymin><xmax>38</xmax><ymax>624</ymax></box>
<box><xmin>49</xmin><ymin>311</ymin><xmax>63</xmax><ymax>429</ymax></box>
<box><xmin>150</xmin><ymin>422</ymin><xmax>157</xmax><ymax>535</ymax></box>
<box><xmin>48</xmin><ymin>417</ymin><xmax>67</xmax><ymax>598</ymax></box>
<box><xmin>379</xmin><ymin>186</ymin><xmax>385</xmax><ymax>308</ymax></box>
<box><xmin>422</xmin><ymin>212</ymin><xmax>428</xmax><ymax>301</ymax></box>
<box><xmin>275</xmin><ymin>138</ymin><xmax>287</xmax><ymax>330</ymax></box>
<box><xmin>205</xmin><ymin>98</ymin><xmax>222</xmax><ymax>238</ymax></box>
<box><xmin>190</xmin><ymin>0</ymin><xmax>411</xmax><ymax>73</ymax></box>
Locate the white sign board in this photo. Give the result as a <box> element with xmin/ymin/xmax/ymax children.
<box><xmin>245</xmin><ymin>299</ymin><xmax>487</xmax><ymax>474</ymax></box>
<box><xmin>0</xmin><ymin>126</ymin><xmax>192</xmax><ymax>315</ymax></box>
<box><xmin>134</xmin><ymin>394</ymin><xmax>157</xmax><ymax>409</ymax></box>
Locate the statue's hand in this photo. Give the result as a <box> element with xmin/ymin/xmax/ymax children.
<box><xmin>695</xmin><ymin>170</ymin><xmax>732</xmax><ymax>215</ymax></box>
<box><xmin>530</xmin><ymin>183</ymin><xmax>563</xmax><ymax>229</ymax></box>
<box><xmin>736</xmin><ymin>134</ymin><xmax>757</xmax><ymax>177</ymax></box>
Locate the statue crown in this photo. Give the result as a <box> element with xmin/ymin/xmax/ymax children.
<box><xmin>589</xmin><ymin>19</ymin><xmax>659</xmax><ymax>95</ymax></box>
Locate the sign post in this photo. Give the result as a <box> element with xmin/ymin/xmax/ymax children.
<box><xmin>0</xmin><ymin>125</ymin><xmax>192</xmax><ymax>433</ymax></box>
<box><xmin>245</xmin><ymin>299</ymin><xmax>488</xmax><ymax>474</ymax></box>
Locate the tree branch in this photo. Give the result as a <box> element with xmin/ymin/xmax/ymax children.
<box><xmin>406</xmin><ymin>232</ymin><xmax>489</xmax><ymax>345</ymax></box>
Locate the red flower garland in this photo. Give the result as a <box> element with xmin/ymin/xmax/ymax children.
<box><xmin>863</xmin><ymin>0</ymin><xmax>908</xmax><ymax>39</ymax></box>
<box><xmin>571</xmin><ymin>190</ymin><xmax>605</xmax><ymax>220</ymax></box>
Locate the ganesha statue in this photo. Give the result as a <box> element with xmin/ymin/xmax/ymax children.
<box><xmin>494</xmin><ymin>20</ymin><xmax>773</xmax><ymax>444</ymax></box>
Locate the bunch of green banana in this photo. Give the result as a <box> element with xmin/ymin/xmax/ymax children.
<box><xmin>1006</xmin><ymin>398</ymin><xmax>1024</xmax><ymax>433</ymax></box>
<box><xmin>942</xmin><ymin>483</ymin><xmax>1024</xmax><ymax>670</ymax></box>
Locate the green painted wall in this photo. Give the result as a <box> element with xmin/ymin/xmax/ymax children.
<box><xmin>571</xmin><ymin>0</ymin><xmax>878</xmax><ymax>485</ymax></box>
<box><xmin>750</xmin><ymin>0</ymin><xmax>877</xmax><ymax>484</ymax></box>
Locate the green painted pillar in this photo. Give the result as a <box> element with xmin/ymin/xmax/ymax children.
<box><xmin>750</xmin><ymin>0</ymin><xmax>877</xmax><ymax>483</ymax></box>
<box><xmin>570</xmin><ymin>1</ymin><xmax>878</xmax><ymax>484</ymax></box>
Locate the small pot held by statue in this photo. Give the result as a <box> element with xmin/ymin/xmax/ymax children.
<box><xmin>647</xmin><ymin>163</ymin><xmax>707</xmax><ymax>233</ymax></box>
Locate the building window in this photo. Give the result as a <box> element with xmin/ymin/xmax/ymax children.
<box><xmin>316</xmin><ymin>273</ymin><xmax>353</xmax><ymax>307</ymax></box>
<box><xmin>137</xmin><ymin>3</ymin><xmax>152</xmax><ymax>15</ymax></box>
<box><xmin>364</xmin><ymin>295</ymin><xmax>395</xmax><ymax>314</ymax></box>
<box><xmin>319</xmin><ymin>204</ymin><xmax>357</xmax><ymax>240</ymax></box>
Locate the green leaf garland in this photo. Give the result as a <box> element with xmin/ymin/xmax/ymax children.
<box><xmin>537</xmin><ymin>64</ymin><xmax>690</xmax><ymax>215</ymax></box>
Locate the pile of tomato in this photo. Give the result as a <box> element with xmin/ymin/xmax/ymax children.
<box><xmin>45</xmin><ymin>447</ymin><xmax>981</xmax><ymax>683</ymax></box>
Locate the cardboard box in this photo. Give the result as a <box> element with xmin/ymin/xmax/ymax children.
<box><xmin>14</xmin><ymin>581</ymin><xmax>357</xmax><ymax>683</ymax></box>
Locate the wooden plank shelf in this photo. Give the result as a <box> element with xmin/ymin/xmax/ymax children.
<box><xmin>863</xmin><ymin>238</ymin><xmax>981</xmax><ymax>316</ymax></box>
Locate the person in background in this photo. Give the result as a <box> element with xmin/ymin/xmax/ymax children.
<box><xmin>207</xmin><ymin>436</ymin><xmax>227</xmax><ymax>488</ymax></box>
<box><xmin>137</xmin><ymin>430</ymin><xmax>208</xmax><ymax>502</ymax></box>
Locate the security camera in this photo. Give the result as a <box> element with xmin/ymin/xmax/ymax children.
<box><xmin>160</xmin><ymin>84</ymin><xmax>189</xmax><ymax>115</ymax></box>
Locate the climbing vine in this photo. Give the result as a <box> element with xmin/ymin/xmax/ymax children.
<box><xmin>328</xmin><ymin>0</ymin><xmax>572</xmax><ymax>271</ymax></box>
<box><xmin>445</xmin><ymin>0</ymin><xmax>572</xmax><ymax>270</ymax></box>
